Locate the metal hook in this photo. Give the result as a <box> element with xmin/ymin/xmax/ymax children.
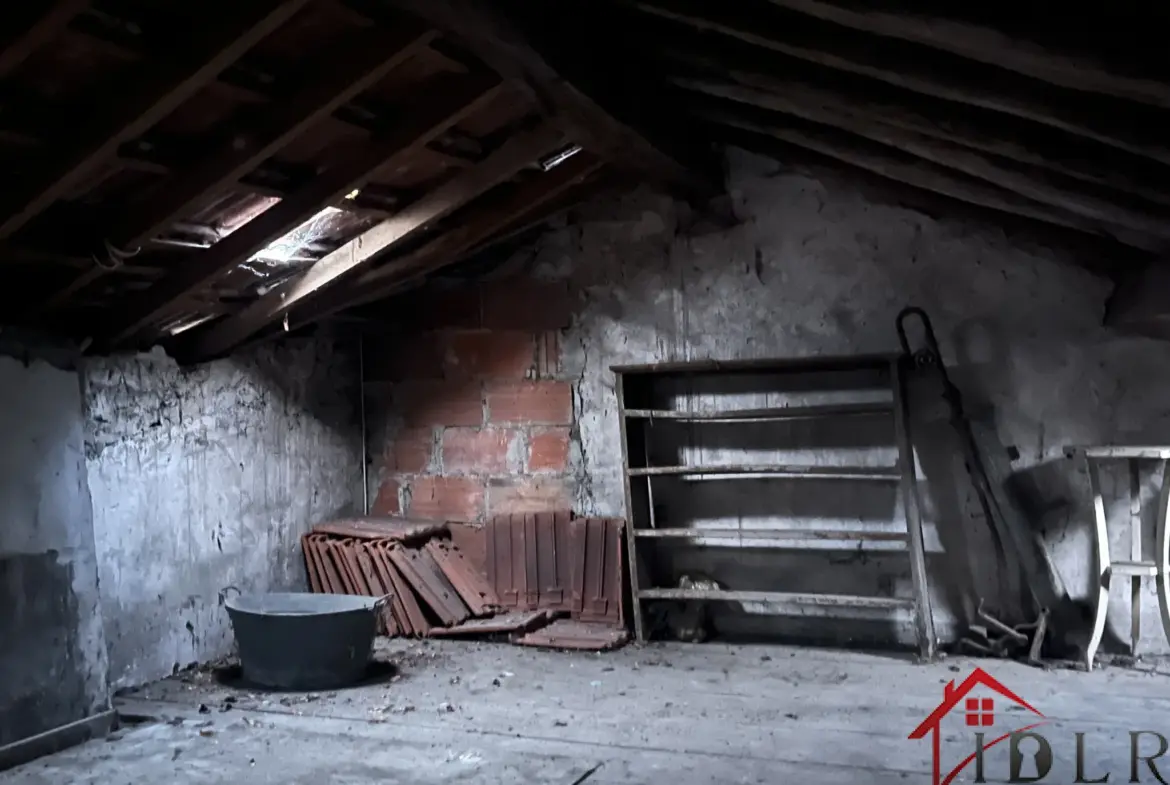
<box><xmin>896</xmin><ymin>306</ymin><xmax>961</xmax><ymax>407</ymax></box>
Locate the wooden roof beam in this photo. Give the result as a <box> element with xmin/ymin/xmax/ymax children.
<box><xmin>662</xmin><ymin>50</ymin><xmax>1170</xmax><ymax>209</ymax></box>
<box><xmin>704</xmin><ymin>113</ymin><xmax>1138</xmax><ymax>245</ymax></box>
<box><xmin>385</xmin><ymin>0</ymin><xmax>721</xmax><ymax>198</ymax></box>
<box><xmin>185</xmin><ymin>122</ymin><xmax>568</xmax><ymax>357</ymax></box>
<box><xmin>359</xmin><ymin>154</ymin><xmax>602</xmax><ymax>288</ymax></box>
<box><xmin>681</xmin><ymin>81</ymin><xmax>1170</xmax><ymax>244</ymax></box>
<box><xmin>41</xmin><ymin>23</ymin><xmax>437</xmax><ymax>312</ymax></box>
<box><xmin>101</xmin><ymin>74</ymin><xmax>504</xmax><ymax>348</ymax></box>
<box><xmin>763</xmin><ymin>0</ymin><xmax>1170</xmax><ymax>110</ymax></box>
<box><xmin>633</xmin><ymin>1</ymin><xmax>1170</xmax><ymax>167</ymax></box>
<box><xmin>269</xmin><ymin>150</ymin><xmax>602</xmax><ymax>334</ymax></box>
<box><xmin>0</xmin><ymin>1</ymin><xmax>91</xmax><ymax>79</ymax></box>
<box><xmin>0</xmin><ymin>0</ymin><xmax>311</xmax><ymax>242</ymax></box>
<box><xmin>218</xmin><ymin>151</ymin><xmax>602</xmax><ymax>351</ymax></box>
<box><xmin>108</xmin><ymin>24</ymin><xmax>437</xmax><ymax>253</ymax></box>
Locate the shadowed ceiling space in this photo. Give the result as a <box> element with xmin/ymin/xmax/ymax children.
<box><xmin>4</xmin><ymin>1</ymin><xmax>1170</xmax><ymax>356</ymax></box>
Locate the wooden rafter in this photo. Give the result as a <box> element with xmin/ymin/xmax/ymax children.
<box><xmin>386</xmin><ymin>0</ymin><xmax>720</xmax><ymax>196</ymax></box>
<box><xmin>682</xmin><ymin>81</ymin><xmax>1170</xmax><ymax>244</ymax></box>
<box><xmin>632</xmin><ymin>1</ymin><xmax>1170</xmax><ymax>166</ymax></box>
<box><xmin>266</xmin><ymin>150</ymin><xmax>603</xmax><ymax>335</ymax></box>
<box><xmin>0</xmin><ymin>1</ymin><xmax>91</xmax><ymax>79</ymax></box>
<box><xmin>102</xmin><ymin>74</ymin><xmax>504</xmax><ymax>347</ymax></box>
<box><xmin>762</xmin><ymin>0</ymin><xmax>1170</xmax><ymax>110</ymax></box>
<box><xmin>110</xmin><ymin>25</ymin><xmax>436</xmax><ymax>252</ymax></box>
<box><xmin>662</xmin><ymin>51</ymin><xmax>1170</xmax><ymax>209</ymax></box>
<box><xmin>361</xmin><ymin>154</ymin><xmax>602</xmax><ymax>287</ymax></box>
<box><xmin>186</xmin><ymin>122</ymin><xmax>567</xmax><ymax>357</ymax></box>
<box><xmin>0</xmin><ymin>0</ymin><xmax>310</xmax><ymax>242</ymax></box>
<box><xmin>704</xmin><ymin>112</ymin><xmax>1119</xmax><ymax>241</ymax></box>
<box><xmin>40</xmin><ymin>23</ymin><xmax>438</xmax><ymax>311</ymax></box>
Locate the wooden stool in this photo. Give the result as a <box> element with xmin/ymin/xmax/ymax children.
<box><xmin>1068</xmin><ymin>446</ymin><xmax>1170</xmax><ymax>671</ymax></box>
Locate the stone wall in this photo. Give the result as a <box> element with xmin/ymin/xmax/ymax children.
<box><xmin>0</xmin><ymin>335</ymin><xmax>109</xmax><ymax>749</ymax></box>
<box><xmin>85</xmin><ymin>337</ymin><xmax>362</xmax><ymax>689</ymax></box>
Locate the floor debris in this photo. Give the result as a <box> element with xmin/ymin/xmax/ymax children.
<box><xmin>517</xmin><ymin>619</ymin><xmax>629</xmax><ymax>651</ymax></box>
<box><xmin>49</xmin><ymin>641</ymin><xmax>1167</xmax><ymax>785</ymax></box>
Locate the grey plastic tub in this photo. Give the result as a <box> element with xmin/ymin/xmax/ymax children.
<box><xmin>223</xmin><ymin>592</ymin><xmax>383</xmax><ymax>691</ymax></box>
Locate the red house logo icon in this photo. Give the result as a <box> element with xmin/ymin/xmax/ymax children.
<box><xmin>908</xmin><ymin>667</ymin><xmax>1048</xmax><ymax>785</ymax></box>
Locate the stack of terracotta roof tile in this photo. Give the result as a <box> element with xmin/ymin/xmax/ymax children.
<box><xmin>301</xmin><ymin>513</ymin><xmax>630</xmax><ymax>650</ymax></box>
<box><xmin>484</xmin><ymin>512</ymin><xmax>630</xmax><ymax>651</ymax></box>
<box><xmin>301</xmin><ymin>517</ymin><xmax>548</xmax><ymax>638</ymax></box>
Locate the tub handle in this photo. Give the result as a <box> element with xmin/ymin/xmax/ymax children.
<box><xmin>219</xmin><ymin>585</ymin><xmax>242</xmax><ymax>600</ymax></box>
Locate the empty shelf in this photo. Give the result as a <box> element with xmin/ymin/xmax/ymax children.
<box><xmin>1067</xmin><ymin>446</ymin><xmax>1170</xmax><ymax>461</ymax></box>
<box><xmin>634</xmin><ymin>528</ymin><xmax>908</xmax><ymax>542</ymax></box>
<box><xmin>624</xmin><ymin>402</ymin><xmax>893</xmax><ymax>423</ymax></box>
<box><xmin>627</xmin><ymin>464</ymin><xmax>901</xmax><ymax>480</ymax></box>
<box><xmin>611</xmin><ymin>354</ymin><xmax>897</xmax><ymax>376</ymax></box>
<box><xmin>1112</xmin><ymin>561</ymin><xmax>1159</xmax><ymax>577</ymax></box>
<box><xmin>637</xmin><ymin>588</ymin><xmax>915</xmax><ymax>610</ymax></box>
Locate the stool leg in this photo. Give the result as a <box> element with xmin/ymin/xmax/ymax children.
<box><xmin>1154</xmin><ymin>460</ymin><xmax>1170</xmax><ymax>652</ymax></box>
<box><xmin>1086</xmin><ymin>461</ymin><xmax>1112</xmax><ymax>671</ymax></box>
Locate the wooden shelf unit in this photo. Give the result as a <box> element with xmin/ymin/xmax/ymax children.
<box><xmin>613</xmin><ymin>353</ymin><xmax>936</xmax><ymax>659</ymax></box>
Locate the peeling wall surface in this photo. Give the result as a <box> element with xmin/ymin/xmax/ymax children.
<box><xmin>523</xmin><ymin>148</ymin><xmax>1170</xmax><ymax>653</ymax></box>
<box><xmin>0</xmin><ymin>339</ymin><xmax>109</xmax><ymax>748</ymax></box>
<box><xmin>85</xmin><ymin>337</ymin><xmax>362</xmax><ymax>689</ymax></box>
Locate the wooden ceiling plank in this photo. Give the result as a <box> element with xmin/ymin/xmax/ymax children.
<box><xmin>187</xmin><ymin>122</ymin><xmax>567</xmax><ymax>357</ymax></box>
<box><xmin>634</xmin><ymin>2</ymin><xmax>1170</xmax><ymax>167</ymax></box>
<box><xmin>666</xmin><ymin>53</ymin><xmax>1170</xmax><ymax>209</ymax></box>
<box><xmin>361</xmin><ymin>153</ymin><xmax>601</xmax><ymax>287</ymax></box>
<box><xmin>276</xmin><ymin>151</ymin><xmax>602</xmax><ymax>331</ymax></box>
<box><xmin>682</xmin><ymin>80</ymin><xmax>1170</xmax><ymax>241</ymax></box>
<box><xmin>0</xmin><ymin>1</ymin><xmax>92</xmax><ymax>79</ymax></box>
<box><xmin>385</xmin><ymin>0</ymin><xmax>719</xmax><ymax>197</ymax></box>
<box><xmin>38</xmin><ymin>25</ymin><xmax>438</xmax><ymax>315</ymax></box>
<box><xmin>103</xmin><ymin>75</ymin><xmax>504</xmax><ymax>347</ymax></box>
<box><xmin>109</xmin><ymin>25</ymin><xmax>439</xmax><ymax>253</ymax></box>
<box><xmin>0</xmin><ymin>0</ymin><xmax>311</xmax><ymax>242</ymax></box>
<box><xmin>763</xmin><ymin>0</ymin><xmax>1170</xmax><ymax>110</ymax></box>
<box><xmin>705</xmin><ymin>113</ymin><xmax>1118</xmax><ymax>241</ymax></box>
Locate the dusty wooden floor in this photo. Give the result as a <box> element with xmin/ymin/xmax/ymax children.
<box><xmin>4</xmin><ymin>640</ymin><xmax>1170</xmax><ymax>784</ymax></box>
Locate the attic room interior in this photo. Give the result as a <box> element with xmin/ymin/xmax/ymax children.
<box><xmin>6</xmin><ymin>0</ymin><xmax>1170</xmax><ymax>782</ymax></box>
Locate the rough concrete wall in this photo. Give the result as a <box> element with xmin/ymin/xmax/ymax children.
<box><xmin>0</xmin><ymin>335</ymin><xmax>109</xmax><ymax>748</ymax></box>
<box><xmin>85</xmin><ymin>336</ymin><xmax>362</xmax><ymax>689</ymax></box>
<box><xmin>522</xmin><ymin>148</ymin><xmax>1170</xmax><ymax>652</ymax></box>
<box><xmin>364</xmin><ymin>281</ymin><xmax>576</xmax><ymax>523</ymax></box>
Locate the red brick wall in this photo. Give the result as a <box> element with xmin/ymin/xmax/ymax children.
<box><xmin>364</xmin><ymin>279</ymin><xmax>576</xmax><ymax>522</ymax></box>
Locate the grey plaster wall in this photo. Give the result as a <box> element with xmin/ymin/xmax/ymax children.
<box><xmin>528</xmin><ymin>148</ymin><xmax>1170</xmax><ymax>653</ymax></box>
<box><xmin>84</xmin><ymin>337</ymin><xmax>362</xmax><ymax>689</ymax></box>
<box><xmin>0</xmin><ymin>335</ymin><xmax>109</xmax><ymax>748</ymax></box>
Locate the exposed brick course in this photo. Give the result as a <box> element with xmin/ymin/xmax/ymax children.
<box><xmin>528</xmin><ymin>428</ymin><xmax>570</xmax><ymax>472</ymax></box>
<box><xmin>368</xmin><ymin>278</ymin><xmax>577</xmax><ymax>523</ymax></box>
<box><xmin>440</xmin><ymin>330</ymin><xmax>534</xmax><ymax>379</ymax></box>
<box><xmin>388</xmin><ymin>426</ymin><xmax>434</xmax><ymax>473</ymax></box>
<box><xmin>395</xmin><ymin>381</ymin><xmax>484</xmax><ymax>427</ymax></box>
<box><xmin>407</xmin><ymin>476</ymin><xmax>485</xmax><ymax>521</ymax></box>
<box><xmin>486</xmin><ymin>380</ymin><xmax>572</xmax><ymax>425</ymax></box>
<box><xmin>442</xmin><ymin>427</ymin><xmax>517</xmax><ymax>475</ymax></box>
